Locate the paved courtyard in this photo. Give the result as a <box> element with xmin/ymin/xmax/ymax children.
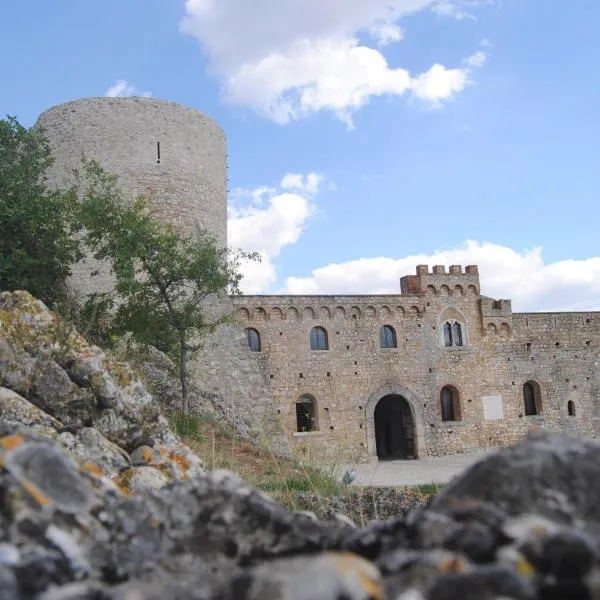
<box><xmin>340</xmin><ymin>449</ymin><xmax>491</xmax><ymax>487</ymax></box>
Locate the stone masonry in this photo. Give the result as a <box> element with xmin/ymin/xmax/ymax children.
<box><xmin>230</xmin><ymin>265</ymin><xmax>600</xmax><ymax>461</ymax></box>
<box><xmin>35</xmin><ymin>97</ymin><xmax>600</xmax><ymax>463</ymax></box>
<box><xmin>36</xmin><ymin>97</ymin><xmax>227</xmax><ymax>298</ymax></box>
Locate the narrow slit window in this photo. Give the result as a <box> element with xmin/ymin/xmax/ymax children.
<box><xmin>156</xmin><ymin>141</ymin><xmax>161</xmax><ymax>163</ymax></box>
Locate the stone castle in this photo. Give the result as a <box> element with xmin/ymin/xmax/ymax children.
<box><xmin>36</xmin><ymin>97</ymin><xmax>600</xmax><ymax>461</ymax></box>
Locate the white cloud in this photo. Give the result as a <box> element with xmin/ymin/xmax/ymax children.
<box><xmin>104</xmin><ymin>80</ymin><xmax>152</xmax><ymax>98</ymax></box>
<box><xmin>180</xmin><ymin>0</ymin><xmax>488</xmax><ymax>125</ymax></box>
<box><xmin>410</xmin><ymin>63</ymin><xmax>470</xmax><ymax>103</ymax></box>
<box><xmin>228</xmin><ymin>173</ymin><xmax>322</xmax><ymax>293</ymax></box>
<box><xmin>431</xmin><ymin>0</ymin><xmax>495</xmax><ymax>21</ymax></box>
<box><xmin>464</xmin><ymin>50</ymin><xmax>487</xmax><ymax>68</ymax></box>
<box><xmin>280</xmin><ymin>173</ymin><xmax>324</xmax><ymax>195</ymax></box>
<box><xmin>279</xmin><ymin>241</ymin><xmax>600</xmax><ymax>312</ymax></box>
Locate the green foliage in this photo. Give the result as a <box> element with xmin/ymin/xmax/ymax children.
<box><xmin>260</xmin><ymin>467</ymin><xmax>343</xmax><ymax>497</ymax></box>
<box><xmin>0</xmin><ymin>116</ymin><xmax>81</xmax><ymax>304</ymax></box>
<box><xmin>168</xmin><ymin>413</ymin><xmax>202</xmax><ymax>438</ymax></box>
<box><xmin>72</xmin><ymin>160</ymin><xmax>258</xmax><ymax>404</ymax></box>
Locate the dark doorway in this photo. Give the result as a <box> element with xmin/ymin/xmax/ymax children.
<box><xmin>374</xmin><ymin>394</ymin><xmax>416</xmax><ymax>460</ymax></box>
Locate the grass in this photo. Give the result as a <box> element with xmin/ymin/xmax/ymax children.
<box><xmin>169</xmin><ymin>411</ymin><xmax>344</xmax><ymax>511</ymax></box>
<box><xmin>169</xmin><ymin>411</ymin><xmax>442</xmax><ymax>519</ymax></box>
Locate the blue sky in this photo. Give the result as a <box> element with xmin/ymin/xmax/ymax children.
<box><xmin>2</xmin><ymin>0</ymin><xmax>600</xmax><ymax>310</ymax></box>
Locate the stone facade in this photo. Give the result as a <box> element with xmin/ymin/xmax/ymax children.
<box><xmin>35</xmin><ymin>97</ymin><xmax>600</xmax><ymax>462</ymax></box>
<box><xmin>230</xmin><ymin>264</ymin><xmax>600</xmax><ymax>461</ymax></box>
<box><xmin>36</xmin><ymin>97</ymin><xmax>227</xmax><ymax>298</ymax></box>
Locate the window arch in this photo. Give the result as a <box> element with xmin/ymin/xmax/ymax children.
<box><xmin>296</xmin><ymin>395</ymin><xmax>317</xmax><ymax>432</ymax></box>
<box><xmin>523</xmin><ymin>381</ymin><xmax>542</xmax><ymax>415</ymax></box>
<box><xmin>310</xmin><ymin>326</ymin><xmax>329</xmax><ymax>350</ymax></box>
<box><xmin>568</xmin><ymin>400</ymin><xmax>576</xmax><ymax>416</ymax></box>
<box><xmin>440</xmin><ymin>385</ymin><xmax>461</xmax><ymax>422</ymax></box>
<box><xmin>380</xmin><ymin>325</ymin><xmax>397</xmax><ymax>349</ymax></box>
<box><xmin>244</xmin><ymin>328</ymin><xmax>261</xmax><ymax>352</ymax></box>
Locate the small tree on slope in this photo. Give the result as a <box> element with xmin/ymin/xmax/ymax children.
<box><xmin>74</xmin><ymin>160</ymin><xmax>256</xmax><ymax>410</ymax></box>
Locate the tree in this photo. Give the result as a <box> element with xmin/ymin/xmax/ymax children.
<box><xmin>73</xmin><ymin>160</ymin><xmax>257</xmax><ymax>410</ymax></box>
<box><xmin>0</xmin><ymin>117</ymin><xmax>81</xmax><ymax>304</ymax></box>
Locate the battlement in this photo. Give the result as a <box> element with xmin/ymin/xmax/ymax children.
<box><xmin>400</xmin><ymin>265</ymin><xmax>480</xmax><ymax>297</ymax></box>
<box><xmin>480</xmin><ymin>297</ymin><xmax>512</xmax><ymax>317</ymax></box>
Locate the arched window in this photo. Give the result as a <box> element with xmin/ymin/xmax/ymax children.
<box><xmin>443</xmin><ymin>321</ymin><xmax>464</xmax><ymax>347</ymax></box>
<box><xmin>441</xmin><ymin>386</ymin><xmax>461</xmax><ymax>422</ymax></box>
<box><xmin>523</xmin><ymin>381</ymin><xmax>541</xmax><ymax>415</ymax></box>
<box><xmin>296</xmin><ymin>395</ymin><xmax>317</xmax><ymax>432</ymax></box>
<box><xmin>310</xmin><ymin>326</ymin><xmax>328</xmax><ymax>350</ymax></box>
<box><xmin>245</xmin><ymin>328</ymin><xmax>261</xmax><ymax>352</ymax></box>
<box><xmin>380</xmin><ymin>325</ymin><xmax>397</xmax><ymax>348</ymax></box>
<box><xmin>568</xmin><ymin>401</ymin><xmax>576</xmax><ymax>416</ymax></box>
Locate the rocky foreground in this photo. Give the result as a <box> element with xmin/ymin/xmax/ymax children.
<box><xmin>2</xmin><ymin>292</ymin><xmax>600</xmax><ymax>599</ymax></box>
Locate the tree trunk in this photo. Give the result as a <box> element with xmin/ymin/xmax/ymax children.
<box><xmin>179</xmin><ymin>334</ymin><xmax>189</xmax><ymax>413</ymax></box>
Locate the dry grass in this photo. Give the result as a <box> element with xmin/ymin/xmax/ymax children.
<box><xmin>169</xmin><ymin>412</ymin><xmax>441</xmax><ymax>518</ymax></box>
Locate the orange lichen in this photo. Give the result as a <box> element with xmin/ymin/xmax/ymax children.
<box><xmin>143</xmin><ymin>448</ymin><xmax>153</xmax><ymax>463</ymax></box>
<box><xmin>21</xmin><ymin>480</ymin><xmax>52</xmax><ymax>506</ymax></box>
<box><xmin>440</xmin><ymin>558</ymin><xmax>468</xmax><ymax>573</ymax></box>
<box><xmin>358</xmin><ymin>572</ymin><xmax>385</xmax><ymax>600</ymax></box>
<box><xmin>112</xmin><ymin>471</ymin><xmax>133</xmax><ymax>496</ymax></box>
<box><xmin>170</xmin><ymin>451</ymin><xmax>190</xmax><ymax>472</ymax></box>
<box><xmin>81</xmin><ymin>462</ymin><xmax>105</xmax><ymax>478</ymax></box>
<box><xmin>332</xmin><ymin>553</ymin><xmax>384</xmax><ymax>600</ymax></box>
<box><xmin>1</xmin><ymin>434</ymin><xmax>25</xmax><ymax>452</ymax></box>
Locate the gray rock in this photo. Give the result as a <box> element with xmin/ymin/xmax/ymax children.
<box><xmin>228</xmin><ymin>552</ymin><xmax>384</xmax><ymax>600</ymax></box>
<box><xmin>126</xmin><ymin>466</ymin><xmax>168</xmax><ymax>494</ymax></box>
<box><xmin>129</xmin><ymin>444</ymin><xmax>153</xmax><ymax>466</ymax></box>
<box><xmin>2</xmin><ymin>441</ymin><xmax>95</xmax><ymax>514</ymax></box>
<box><xmin>428</xmin><ymin>429</ymin><xmax>600</xmax><ymax>525</ymax></box>
<box><xmin>56</xmin><ymin>427</ymin><xmax>130</xmax><ymax>477</ymax></box>
<box><xmin>0</xmin><ymin>387</ymin><xmax>61</xmax><ymax>432</ymax></box>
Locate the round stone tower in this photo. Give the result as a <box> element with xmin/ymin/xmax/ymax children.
<box><xmin>36</xmin><ymin>96</ymin><xmax>227</xmax><ymax>297</ymax></box>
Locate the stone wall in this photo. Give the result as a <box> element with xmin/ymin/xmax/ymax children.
<box><xmin>224</xmin><ymin>265</ymin><xmax>600</xmax><ymax>461</ymax></box>
<box><xmin>33</xmin><ymin>96</ymin><xmax>600</xmax><ymax>464</ymax></box>
<box><xmin>36</xmin><ymin>97</ymin><xmax>227</xmax><ymax>298</ymax></box>
<box><xmin>190</xmin><ymin>298</ymin><xmax>281</xmax><ymax>445</ymax></box>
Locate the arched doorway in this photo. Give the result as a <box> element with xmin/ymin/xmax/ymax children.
<box><xmin>374</xmin><ymin>395</ymin><xmax>416</xmax><ymax>460</ymax></box>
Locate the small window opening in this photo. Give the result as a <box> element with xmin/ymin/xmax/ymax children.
<box><xmin>568</xmin><ymin>401</ymin><xmax>576</xmax><ymax>416</ymax></box>
<box><xmin>156</xmin><ymin>141</ymin><xmax>161</xmax><ymax>164</ymax></box>
<box><xmin>379</xmin><ymin>325</ymin><xmax>397</xmax><ymax>349</ymax></box>
<box><xmin>441</xmin><ymin>386</ymin><xmax>461</xmax><ymax>422</ymax></box>
<box><xmin>244</xmin><ymin>328</ymin><xmax>261</xmax><ymax>352</ymax></box>
<box><xmin>523</xmin><ymin>381</ymin><xmax>541</xmax><ymax>416</ymax></box>
<box><xmin>296</xmin><ymin>395</ymin><xmax>316</xmax><ymax>432</ymax></box>
<box><xmin>310</xmin><ymin>326</ymin><xmax>329</xmax><ymax>350</ymax></box>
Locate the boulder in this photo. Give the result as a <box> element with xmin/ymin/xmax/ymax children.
<box><xmin>0</xmin><ymin>290</ymin><xmax>203</xmax><ymax>487</ymax></box>
<box><xmin>2</xmin><ymin>429</ymin><xmax>600</xmax><ymax>598</ymax></box>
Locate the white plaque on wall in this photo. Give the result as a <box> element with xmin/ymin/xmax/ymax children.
<box><xmin>482</xmin><ymin>395</ymin><xmax>504</xmax><ymax>420</ymax></box>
